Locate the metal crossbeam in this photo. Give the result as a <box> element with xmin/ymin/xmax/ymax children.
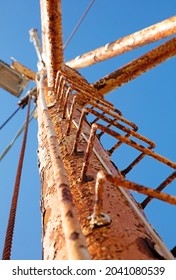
<box><xmin>66</xmin><ymin>16</ymin><xmax>176</xmax><ymax>69</ymax></box>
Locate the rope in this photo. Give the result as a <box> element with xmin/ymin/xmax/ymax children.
<box><xmin>0</xmin><ymin>107</ymin><xmax>35</xmax><ymax>161</ymax></box>
<box><xmin>0</xmin><ymin>107</ymin><xmax>20</xmax><ymax>130</ymax></box>
<box><xmin>2</xmin><ymin>96</ymin><xmax>31</xmax><ymax>260</ymax></box>
<box><xmin>64</xmin><ymin>0</ymin><xmax>95</xmax><ymax>50</ymax></box>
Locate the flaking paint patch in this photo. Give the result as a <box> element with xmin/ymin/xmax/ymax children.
<box><xmin>44</xmin><ymin>207</ymin><xmax>52</xmax><ymax>226</ymax></box>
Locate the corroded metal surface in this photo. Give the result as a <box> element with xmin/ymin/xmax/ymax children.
<box><xmin>37</xmin><ymin>74</ymin><xmax>90</xmax><ymax>260</ymax></box>
<box><xmin>40</xmin><ymin>0</ymin><xmax>64</xmax><ymax>92</ymax></box>
<box><xmin>97</xmin><ymin>171</ymin><xmax>176</xmax><ymax>206</ymax></box>
<box><xmin>81</xmin><ymin>123</ymin><xmax>176</xmax><ymax>170</ymax></box>
<box><xmin>66</xmin><ymin>16</ymin><xmax>176</xmax><ymax>69</ymax></box>
<box><xmin>2</xmin><ymin>97</ymin><xmax>31</xmax><ymax>260</ymax></box>
<box><xmin>93</xmin><ymin>37</ymin><xmax>176</xmax><ymax>96</ymax></box>
<box><xmin>38</xmin><ymin>2</ymin><xmax>175</xmax><ymax>260</ymax></box>
<box><xmin>141</xmin><ymin>171</ymin><xmax>176</xmax><ymax>209</ymax></box>
<box><xmin>49</xmin><ymin>102</ymin><xmax>160</xmax><ymax>259</ymax></box>
<box><xmin>40</xmin><ymin>69</ymin><xmax>176</xmax><ymax>259</ymax></box>
<box><xmin>38</xmin><ymin>67</ymin><xmax>176</xmax><ymax>259</ymax></box>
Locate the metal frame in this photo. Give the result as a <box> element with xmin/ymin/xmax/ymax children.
<box><xmin>0</xmin><ymin>60</ymin><xmax>29</xmax><ymax>97</ymax></box>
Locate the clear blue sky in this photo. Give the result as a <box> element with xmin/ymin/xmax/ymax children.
<box><xmin>0</xmin><ymin>1</ymin><xmax>175</xmax><ymax>260</ymax></box>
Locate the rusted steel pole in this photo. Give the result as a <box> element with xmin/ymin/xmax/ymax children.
<box><xmin>40</xmin><ymin>0</ymin><xmax>64</xmax><ymax>93</ymax></box>
<box><xmin>37</xmin><ymin>74</ymin><xmax>90</xmax><ymax>259</ymax></box>
<box><xmin>66</xmin><ymin>16</ymin><xmax>176</xmax><ymax>69</ymax></box>
<box><xmin>93</xmin><ymin>37</ymin><xmax>176</xmax><ymax>96</ymax></box>
<box><xmin>38</xmin><ymin>1</ymin><xmax>174</xmax><ymax>260</ymax></box>
<box><xmin>46</xmin><ymin>90</ymin><xmax>174</xmax><ymax>259</ymax></box>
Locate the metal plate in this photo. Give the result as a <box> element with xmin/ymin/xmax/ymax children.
<box><xmin>0</xmin><ymin>60</ymin><xmax>29</xmax><ymax>97</ymax></box>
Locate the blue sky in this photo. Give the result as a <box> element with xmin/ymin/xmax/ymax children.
<box><xmin>0</xmin><ymin>1</ymin><xmax>175</xmax><ymax>260</ymax></box>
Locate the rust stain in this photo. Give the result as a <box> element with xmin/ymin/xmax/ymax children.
<box><xmin>66</xmin><ymin>16</ymin><xmax>176</xmax><ymax>69</ymax></box>
<box><xmin>47</xmin><ymin>101</ymin><xmax>159</xmax><ymax>260</ymax></box>
<box><xmin>43</xmin><ymin>207</ymin><xmax>51</xmax><ymax>226</ymax></box>
<box><xmin>93</xmin><ymin>37</ymin><xmax>176</xmax><ymax>95</ymax></box>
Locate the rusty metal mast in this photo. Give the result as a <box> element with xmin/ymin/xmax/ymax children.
<box><xmin>36</xmin><ymin>0</ymin><xmax>176</xmax><ymax>260</ymax></box>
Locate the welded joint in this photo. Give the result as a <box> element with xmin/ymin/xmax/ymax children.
<box><xmin>107</xmin><ymin>132</ymin><xmax>133</xmax><ymax>156</ymax></box>
<box><xmin>141</xmin><ymin>170</ymin><xmax>176</xmax><ymax>208</ymax></box>
<box><xmin>88</xmin><ymin>170</ymin><xmax>111</xmax><ymax>227</ymax></box>
<box><xmin>90</xmin><ymin>110</ymin><xmax>106</xmax><ymax>125</ymax></box>
<box><xmin>121</xmin><ymin>146</ymin><xmax>153</xmax><ymax>177</ymax></box>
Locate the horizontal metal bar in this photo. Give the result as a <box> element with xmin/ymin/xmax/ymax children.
<box><xmin>66</xmin><ymin>16</ymin><xmax>176</xmax><ymax>69</ymax></box>
<box><xmin>103</xmin><ymin>172</ymin><xmax>176</xmax><ymax>206</ymax></box>
<box><xmin>93</xmin><ymin>37</ymin><xmax>176</xmax><ymax>96</ymax></box>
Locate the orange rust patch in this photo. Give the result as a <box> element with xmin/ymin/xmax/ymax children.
<box><xmin>46</xmin><ymin>102</ymin><xmax>159</xmax><ymax>260</ymax></box>
<box><xmin>44</xmin><ymin>207</ymin><xmax>51</xmax><ymax>227</ymax></box>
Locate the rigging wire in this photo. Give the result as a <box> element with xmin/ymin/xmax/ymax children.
<box><xmin>0</xmin><ymin>107</ymin><xmax>20</xmax><ymax>130</ymax></box>
<box><xmin>2</xmin><ymin>96</ymin><xmax>31</xmax><ymax>260</ymax></box>
<box><xmin>63</xmin><ymin>0</ymin><xmax>95</xmax><ymax>50</ymax></box>
<box><xmin>0</xmin><ymin>107</ymin><xmax>36</xmax><ymax>161</ymax></box>
<box><xmin>0</xmin><ymin>88</ymin><xmax>37</xmax><ymax>132</ymax></box>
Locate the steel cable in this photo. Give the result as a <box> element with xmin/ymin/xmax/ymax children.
<box><xmin>2</xmin><ymin>96</ymin><xmax>31</xmax><ymax>260</ymax></box>
<box><xmin>64</xmin><ymin>0</ymin><xmax>95</xmax><ymax>50</ymax></box>
<box><xmin>0</xmin><ymin>107</ymin><xmax>20</xmax><ymax>130</ymax></box>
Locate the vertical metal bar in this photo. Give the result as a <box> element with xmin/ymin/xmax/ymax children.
<box><xmin>89</xmin><ymin>170</ymin><xmax>111</xmax><ymax>227</ymax></box>
<box><xmin>41</xmin><ymin>0</ymin><xmax>64</xmax><ymax>93</ymax></box>
<box><xmin>58</xmin><ymin>79</ymin><xmax>66</xmax><ymax>108</ymax></box>
<box><xmin>80</xmin><ymin>123</ymin><xmax>97</xmax><ymax>182</ymax></box>
<box><xmin>72</xmin><ymin>109</ymin><xmax>88</xmax><ymax>154</ymax></box>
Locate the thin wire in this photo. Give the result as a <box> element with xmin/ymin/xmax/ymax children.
<box><xmin>64</xmin><ymin>0</ymin><xmax>95</xmax><ymax>50</ymax></box>
<box><xmin>2</xmin><ymin>96</ymin><xmax>31</xmax><ymax>260</ymax></box>
<box><xmin>0</xmin><ymin>107</ymin><xmax>20</xmax><ymax>130</ymax></box>
<box><xmin>0</xmin><ymin>107</ymin><xmax>35</xmax><ymax>161</ymax></box>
